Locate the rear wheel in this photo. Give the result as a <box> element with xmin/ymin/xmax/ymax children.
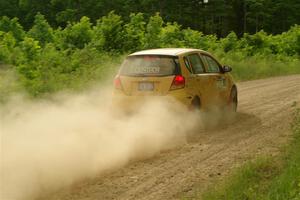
<box><xmin>190</xmin><ymin>97</ymin><xmax>201</xmax><ymax>111</ymax></box>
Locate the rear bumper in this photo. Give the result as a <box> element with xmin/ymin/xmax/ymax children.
<box><xmin>112</xmin><ymin>89</ymin><xmax>191</xmax><ymax>112</ymax></box>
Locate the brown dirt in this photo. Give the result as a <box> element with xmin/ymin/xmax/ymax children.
<box><xmin>42</xmin><ymin>75</ymin><xmax>300</xmax><ymax>200</ymax></box>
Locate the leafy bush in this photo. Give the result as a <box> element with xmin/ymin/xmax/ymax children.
<box><xmin>92</xmin><ymin>11</ymin><xmax>124</xmax><ymax>52</ymax></box>
<box><xmin>0</xmin><ymin>12</ymin><xmax>299</xmax><ymax>97</ymax></box>
<box><xmin>28</xmin><ymin>13</ymin><xmax>54</xmax><ymax>46</ymax></box>
<box><xmin>123</xmin><ymin>13</ymin><xmax>146</xmax><ymax>52</ymax></box>
<box><xmin>161</xmin><ymin>22</ymin><xmax>184</xmax><ymax>47</ymax></box>
<box><xmin>0</xmin><ymin>16</ymin><xmax>25</xmax><ymax>41</ymax></box>
<box><xmin>144</xmin><ymin>13</ymin><xmax>163</xmax><ymax>49</ymax></box>
<box><xmin>57</xmin><ymin>16</ymin><xmax>93</xmax><ymax>50</ymax></box>
<box><xmin>220</xmin><ymin>32</ymin><xmax>239</xmax><ymax>53</ymax></box>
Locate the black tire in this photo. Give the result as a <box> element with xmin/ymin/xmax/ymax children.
<box><xmin>228</xmin><ymin>87</ymin><xmax>238</xmax><ymax>113</ymax></box>
<box><xmin>191</xmin><ymin>97</ymin><xmax>201</xmax><ymax>111</ymax></box>
<box><xmin>218</xmin><ymin>87</ymin><xmax>238</xmax><ymax>125</ymax></box>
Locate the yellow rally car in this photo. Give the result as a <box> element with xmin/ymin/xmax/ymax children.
<box><xmin>113</xmin><ymin>48</ymin><xmax>237</xmax><ymax>112</ymax></box>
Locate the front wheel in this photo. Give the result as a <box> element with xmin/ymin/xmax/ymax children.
<box><xmin>226</xmin><ymin>87</ymin><xmax>238</xmax><ymax>113</ymax></box>
<box><xmin>219</xmin><ymin>87</ymin><xmax>238</xmax><ymax>125</ymax></box>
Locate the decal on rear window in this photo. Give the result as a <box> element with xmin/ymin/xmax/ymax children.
<box><xmin>120</xmin><ymin>55</ymin><xmax>179</xmax><ymax>76</ymax></box>
<box><xmin>128</xmin><ymin>66</ymin><xmax>160</xmax><ymax>74</ymax></box>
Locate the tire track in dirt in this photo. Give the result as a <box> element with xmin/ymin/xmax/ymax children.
<box><xmin>43</xmin><ymin>75</ymin><xmax>300</xmax><ymax>200</ymax></box>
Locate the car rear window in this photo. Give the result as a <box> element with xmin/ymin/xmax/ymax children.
<box><xmin>119</xmin><ymin>55</ymin><xmax>180</xmax><ymax>76</ymax></box>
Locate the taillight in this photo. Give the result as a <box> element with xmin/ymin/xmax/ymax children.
<box><xmin>170</xmin><ymin>75</ymin><xmax>185</xmax><ymax>90</ymax></box>
<box><xmin>114</xmin><ymin>75</ymin><xmax>122</xmax><ymax>90</ymax></box>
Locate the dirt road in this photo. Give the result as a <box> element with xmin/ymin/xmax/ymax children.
<box><xmin>43</xmin><ymin>75</ymin><xmax>300</xmax><ymax>200</ymax></box>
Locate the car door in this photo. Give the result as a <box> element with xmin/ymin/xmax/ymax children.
<box><xmin>201</xmin><ymin>53</ymin><xmax>229</xmax><ymax>106</ymax></box>
<box><xmin>184</xmin><ymin>53</ymin><xmax>211</xmax><ymax>109</ymax></box>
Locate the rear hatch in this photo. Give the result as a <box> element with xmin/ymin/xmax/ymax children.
<box><xmin>118</xmin><ymin>55</ymin><xmax>181</xmax><ymax>96</ymax></box>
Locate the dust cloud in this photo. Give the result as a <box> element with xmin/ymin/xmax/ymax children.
<box><xmin>0</xmin><ymin>87</ymin><xmax>201</xmax><ymax>200</ymax></box>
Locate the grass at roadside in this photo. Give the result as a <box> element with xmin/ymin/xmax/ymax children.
<box><xmin>267</xmin><ymin>108</ymin><xmax>300</xmax><ymax>200</ymax></box>
<box><xmin>229</xmin><ymin>59</ymin><xmax>300</xmax><ymax>81</ymax></box>
<box><xmin>197</xmin><ymin>108</ymin><xmax>300</xmax><ymax>200</ymax></box>
<box><xmin>214</xmin><ymin>51</ymin><xmax>300</xmax><ymax>81</ymax></box>
<box><xmin>181</xmin><ymin>107</ymin><xmax>300</xmax><ymax>200</ymax></box>
<box><xmin>202</xmin><ymin>158</ymin><xmax>281</xmax><ymax>200</ymax></box>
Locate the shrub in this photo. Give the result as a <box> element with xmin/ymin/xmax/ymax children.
<box><xmin>59</xmin><ymin>16</ymin><xmax>93</xmax><ymax>49</ymax></box>
<box><xmin>92</xmin><ymin>11</ymin><xmax>124</xmax><ymax>52</ymax></box>
<box><xmin>144</xmin><ymin>13</ymin><xmax>163</xmax><ymax>49</ymax></box>
<box><xmin>28</xmin><ymin>13</ymin><xmax>54</xmax><ymax>46</ymax></box>
<box><xmin>161</xmin><ymin>22</ymin><xmax>184</xmax><ymax>47</ymax></box>
<box><xmin>123</xmin><ymin>13</ymin><xmax>146</xmax><ymax>52</ymax></box>
<box><xmin>0</xmin><ymin>16</ymin><xmax>25</xmax><ymax>42</ymax></box>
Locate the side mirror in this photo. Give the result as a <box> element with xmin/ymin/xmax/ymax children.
<box><xmin>223</xmin><ymin>65</ymin><xmax>232</xmax><ymax>73</ymax></box>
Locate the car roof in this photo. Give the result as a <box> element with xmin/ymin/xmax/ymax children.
<box><xmin>129</xmin><ymin>48</ymin><xmax>207</xmax><ymax>56</ymax></box>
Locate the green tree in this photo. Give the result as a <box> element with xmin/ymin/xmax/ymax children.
<box><xmin>0</xmin><ymin>31</ymin><xmax>16</xmax><ymax>63</ymax></box>
<box><xmin>220</xmin><ymin>31</ymin><xmax>239</xmax><ymax>52</ymax></box>
<box><xmin>28</xmin><ymin>13</ymin><xmax>54</xmax><ymax>46</ymax></box>
<box><xmin>123</xmin><ymin>13</ymin><xmax>146</xmax><ymax>52</ymax></box>
<box><xmin>60</xmin><ymin>16</ymin><xmax>93</xmax><ymax>49</ymax></box>
<box><xmin>93</xmin><ymin>11</ymin><xmax>124</xmax><ymax>52</ymax></box>
<box><xmin>182</xmin><ymin>28</ymin><xmax>203</xmax><ymax>49</ymax></box>
<box><xmin>0</xmin><ymin>16</ymin><xmax>25</xmax><ymax>41</ymax></box>
<box><xmin>55</xmin><ymin>9</ymin><xmax>77</xmax><ymax>25</ymax></box>
<box><xmin>144</xmin><ymin>13</ymin><xmax>163</xmax><ymax>49</ymax></box>
<box><xmin>19</xmin><ymin>37</ymin><xmax>41</xmax><ymax>61</ymax></box>
<box><xmin>161</xmin><ymin>22</ymin><xmax>184</xmax><ymax>47</ymax></box>
<box><xmin>17</xmin><ymin>0</ymin><xmax>55</xmax><ymax>28</ymax></box>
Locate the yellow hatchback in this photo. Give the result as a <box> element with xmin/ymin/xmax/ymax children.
<box><xmin>113</xmin><ymin>48</ymin><xmax>237</xmax><ymax>112</ymax></box>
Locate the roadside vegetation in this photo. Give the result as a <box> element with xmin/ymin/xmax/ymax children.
<box><xmin>1</xmin><ymin>12</ymin><xmax>300</xmax><ymax>101</ymax></box>
<box><xmin>198</xmin><ymin>108</ymin><xmax>300</xmax><ymax>200</ymax></box>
